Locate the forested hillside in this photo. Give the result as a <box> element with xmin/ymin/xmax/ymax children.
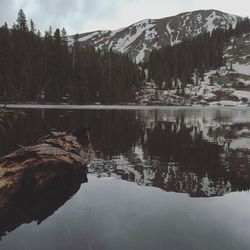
<box><xmin>0</xmin><ymin>10</ymin><xmax>140</xmax><ymax>104</ymax></box>
<box><xmin>145</xmin><ymin>17</ymin><xmax>250</xmax><ymax>91</ymax></box>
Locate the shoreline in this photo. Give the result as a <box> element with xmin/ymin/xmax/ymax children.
<box><xmin>1</xmin><ymin>103</ymin><xmax>250</xmax><ymax>110</ymax></box>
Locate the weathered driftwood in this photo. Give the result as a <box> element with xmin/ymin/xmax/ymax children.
<box><xmin>0</xmin><ymin>131</ymin><xmax>92</xmax><ymax>209</ymax></box>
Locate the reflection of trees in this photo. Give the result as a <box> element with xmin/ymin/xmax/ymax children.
<box><xmin>140</xmin><ymin>117</ymin><xmax>250</xmax><ymax>196</ymax></box>
<box><xmin>0</xmin><ymin>109</ymin><xmax>143</xmax><ymax>159</ymax></box>
<box><xmin>89</xmin><ymin>110</ymin><xmax>143</xmax><ymax>157</ymax></box>
<box><xmin>206</xmin><ymin>122</ymin><xmax>250</xmax><ymax>189</ymax></box>
<box><xmin>0</xmin><ymin>110</ymin><xmax>48</xmax><ymax>156</ymax></box>
<box><xmin>144</xmin><ymin>119</ymin><xmax>222</xmax><ymax>177</ymax></box>
<box><xmin>0</xmin><ymin>109</ymin><xmax>24</xmax><ymax>133</ymax></box>
<box><xmin>226</xmin><ymin>149</ymin><xmax>250</xmax><ymax>191</ymax></box>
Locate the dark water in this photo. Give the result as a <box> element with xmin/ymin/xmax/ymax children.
<box><xmin>1</xmin><ymin>107</ymin><xmax>250</xmax><ymax>250</ymax></box>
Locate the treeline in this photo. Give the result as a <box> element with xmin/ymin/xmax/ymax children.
<box><xmin>145</xmin><ymin>17</ymin><xmax>250</xmax><ymax>90</ymax></box>
<box><xmin>0</xmin><ymin>10</ymin><xmax>140</xmax><ymax>104</ymax></box>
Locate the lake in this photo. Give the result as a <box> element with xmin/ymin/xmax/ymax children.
<box><xmin>0</xmin><ymin>107</ymin><xmax>250</xmax><ymax>250</ymax></box>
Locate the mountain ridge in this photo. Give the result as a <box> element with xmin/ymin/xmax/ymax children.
<box><xmin>72</xmin><ymin>9</ymin><xmax>242</xmax><ymax>62</ymax></box>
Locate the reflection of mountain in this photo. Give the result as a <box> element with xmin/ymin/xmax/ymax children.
<box><xmin>89</xmin><ymin>156</ymin><xmax>233</xmax><ymax>197</ymax></box>
<box><xmin>0</xmin><ymin>170</ymin><xmax>87</xmax><ymax>240</ymax></box>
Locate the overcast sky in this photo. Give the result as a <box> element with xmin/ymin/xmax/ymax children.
<box><xmin>1</xmin><ymin>0</ymin><xmax>250</xmax><ymax>35</ymax></box>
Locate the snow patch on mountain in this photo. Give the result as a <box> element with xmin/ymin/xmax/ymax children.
<box><xmin>205</xmin><ymin>11</ymin><xmax>218</xmax><ymax>33</ymax></box>
<box><xmin>145</xmin><ymin>27</ymin><xmax>157</xmax><ymax>40</ymax></box>
<box><xmin>166</xmin><ymin>23</ymin><xmax>174</xmax><ymax>35</ymax></box>
<box><xmin>136</xmin><ymin>43</ymin><xmax>148</xmax><ymax>63</ymax></box>
<box><xmin>112</xmin><ymin>19</ymin><xmax>155</xmax><ymax>54</ymax></box>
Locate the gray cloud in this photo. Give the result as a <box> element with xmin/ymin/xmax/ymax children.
<box><xmin>35</xmin><ymin>0</ymin><xmax>120</xmax><ymax>33</ymax></box>
<box><xmin>0</xmin><ymin>0</ymin><xmax>249</xmax><ymax>35</ymax></box>
<box><xmin>0</xmin><ymin>0</ymin><xmax>19</xmax><ymax>26</ymax></box>
<box><xmin>0</xmin><ymin>0</ymin><xmax>122</xmax><ymax>34</ymax></box>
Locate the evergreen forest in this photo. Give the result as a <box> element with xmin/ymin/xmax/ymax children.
<box><xmin>0</xmin><ymin>10</ymin><xmax>140</xmax><ymax>104</ymax></box>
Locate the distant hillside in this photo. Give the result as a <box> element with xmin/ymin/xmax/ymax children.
<box><xmin>72</xmin><ymin>9</ymin><xmax>241</xmax><ymax>62</ymax></box>
<box><xmin>136</xmin><ymin>31</ymin><xmax>250</xmax><ymax>107</ymax></box>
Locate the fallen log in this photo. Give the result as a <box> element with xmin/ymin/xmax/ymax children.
<box><xmin>0</xmin><ymin>131</ymin><xmax>92</xmax><ymax>209</ymax></box>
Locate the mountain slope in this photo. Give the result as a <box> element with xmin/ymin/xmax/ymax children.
<box><xmin>74</xmin><ymin>9</ymin><xmax>241</xmax><ymax>63</ymax></box>
<box><xmin>136</xmin><ymin>32</ymin><xmax>250</xmax><ymax>106</ymax></box>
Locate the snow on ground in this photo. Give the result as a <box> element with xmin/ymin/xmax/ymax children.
<box><xmin>232</xmin><ymin>90</ymin><xmax>250</xmax><ymax>100</ymax></box>
<box><xmin>185</xmin><ymin>70</ymin><xmax>222</xmax><ymax>99</ymax></box>
<box><xmin>203</xmin><ymin>93</ymin><xmax>216</xmax><ymax>100</ymax></box>
<box><xmin>236</xmin><ymin>128</ymin><xmax>250</xmax><ymax>136</ymax></box>
<box><xmin>209</xmin><ymin>100</ymin><xmax>246</xmax><ymax>107</ymax></box>
<box><xmin>138</xmin><ymin>65</ymin><xmax>250</xmax><ymax>106</ymax></box>
<box><xmin>233</xmin><ymin>63</ymin><xmax>250</xmax><ymax>75</ymax></box>
<box><xmin>235</xmin><ymin>78</ymin><xmax>250</xmax><ymax>86</ymax></box>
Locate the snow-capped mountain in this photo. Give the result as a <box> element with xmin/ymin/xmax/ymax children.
<box><xmin>73</xmin><ymin>9</ymin><xmax>241</xmax><ymax>63</ymax></box>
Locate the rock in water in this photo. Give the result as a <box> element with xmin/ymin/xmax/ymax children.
<box><xmin>0</xmin><ymin>131</ymin><xmax>92</xmax><ymax>209</ymax></box>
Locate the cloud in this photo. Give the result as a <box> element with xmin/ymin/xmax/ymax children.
<box><xmin>77</xmin><ymin>0</ymin><xmax>188</xmax><ymax>33</ymax></box>
<box><xmin>0</xmin><ymin>0</ymin><xmax>19</xmax><ymax>26</ymax></box>
<box><xmin>0</xmin><ymin>0</ymin><xmax>249</xmax><ymax>35</ymax></box>
<box><xmin>190</xmin><ymin>0</ymin><xmax>250</xmax><ymax>17</ymax></box>
<box><xmin>0</xmin><ymin>0</ymin><xmax>121</xmax><ymax>34</ymax></box>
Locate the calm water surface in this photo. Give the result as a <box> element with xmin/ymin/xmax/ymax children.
<box><xmin>0</xmin><ymin>107</ymin><xmax>250</xmax><ymax>250</ymax></box>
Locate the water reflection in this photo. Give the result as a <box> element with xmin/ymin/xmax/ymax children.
<box><xmin>0</xmin><ymin>108</ymin><xmax>250</xmax><ymax>198</ymax></box>
<box><xmin>0</xmin><ymin>169</ymin><xmax>87</xmax><ymax>240</ymax></box>
<box><xmin>89</xmin><ymin>109</ymin><xmax>250</xmax><ymax>197</ymax></box>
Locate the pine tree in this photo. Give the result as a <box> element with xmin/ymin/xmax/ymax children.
<box><xmin>30</xmin><ymin>19</ymin><xmax>36</xmax><ymax>34</ymax></box>
<box><xmin>61</xmin><ymin>28</ymin><xmax>68</xmax><ymax>46</ymax></box>
<box><xmin>17</xmin><ymin>9</ymin><xmax>28</xmax><ymax>32</ymax></box>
